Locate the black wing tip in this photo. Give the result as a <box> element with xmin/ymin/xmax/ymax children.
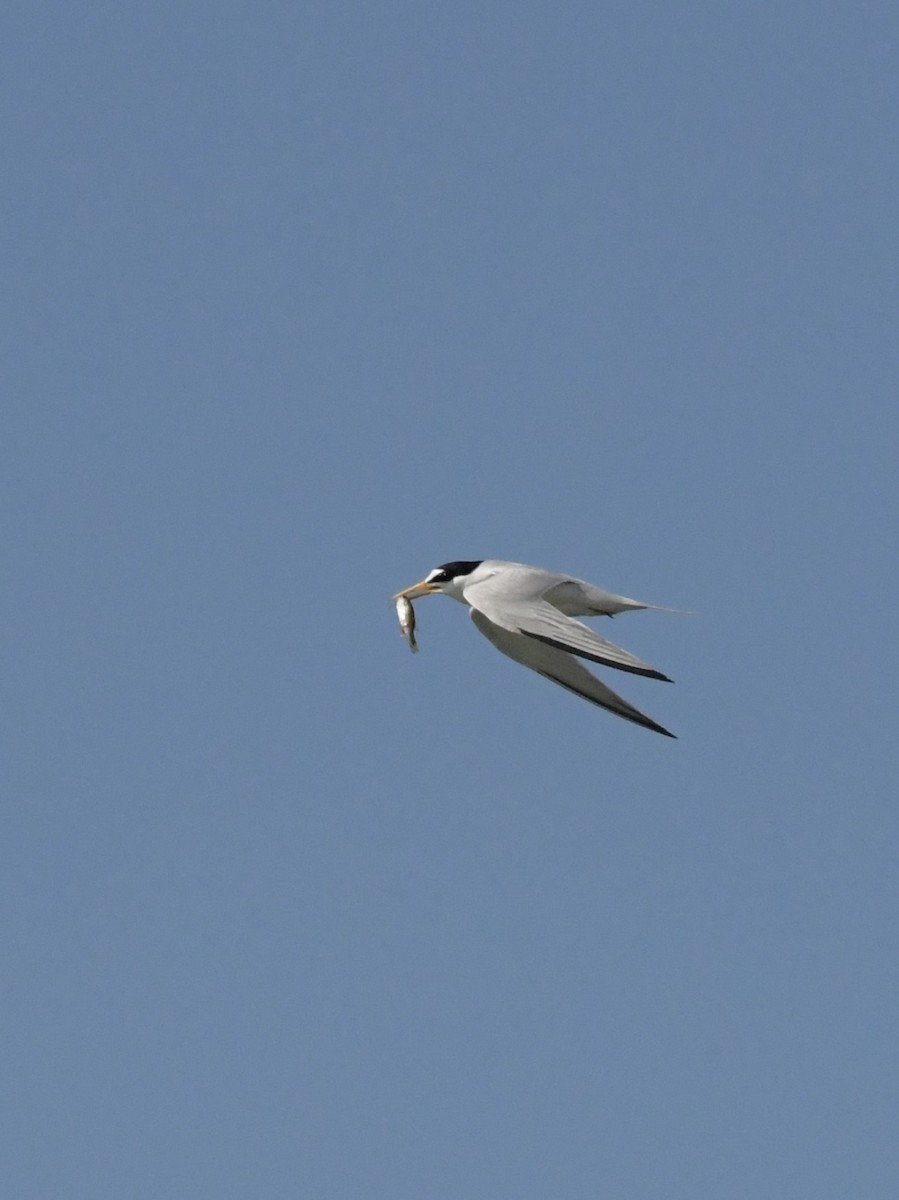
<box><xmin>637</xmin><ymin>715</ymin><xmax>677</xmax><ymax>738</ymax></box>
<box><xmin>526</xmin><ymin>630</ymin><xmax>673</xmax><ymax>682</ymax></box>
<box><xmin>613</xmin><ymin>664</ymin><xmax>673</xmax><ymax>683</ymax></box>
<box><xmin>535</xmin><ymin>670</ymin><xmax>677</xmax><ymax>738</ymax></box>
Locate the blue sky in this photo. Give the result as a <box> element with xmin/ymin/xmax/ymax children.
<box><xmin>3</xmin><ymin>3</ymin><xmax>898</xmax><ymax>1196</ymax></box>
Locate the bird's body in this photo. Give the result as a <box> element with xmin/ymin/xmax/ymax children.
<box><xmin>394</xmin><ymin>559</ymin><xmax>679</xmax><ymax>738</ymax></box>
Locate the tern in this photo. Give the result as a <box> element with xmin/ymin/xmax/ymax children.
<box><xmin>394</xmin><ymin>560</ymin><xmax>678</xmax><ymax>738</ymax></box>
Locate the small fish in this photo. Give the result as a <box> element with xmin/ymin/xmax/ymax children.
<box><xmin>395</xmin><ymin>595</ymin><xmax>419</xmax><ymax>653</ymax></box>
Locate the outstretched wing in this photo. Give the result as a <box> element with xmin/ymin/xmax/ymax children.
<box><xmin>466</xmin><ymin>585</ymin><xmax>671</xmax><ymax>681</ymax></box>
<box><xmin>470</xmin><ymin>609</ymin><xmax>675</xmax><ymax>738</ymax></box>
<box><xmin>541</xmin><ymin>577</ymin><xmax>652</xmax><ymax>616</ymax></box>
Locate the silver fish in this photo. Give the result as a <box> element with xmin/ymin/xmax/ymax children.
<box><xmin>395</xmin><ymin>595</ymin><xmax>419</xmax><ymax>652</ymax></box>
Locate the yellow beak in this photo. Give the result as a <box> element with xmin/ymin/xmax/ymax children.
<box><xmin>393</xmin><ymin>578</ymin><xmax>438</xmax><ymax>600</ymax></box>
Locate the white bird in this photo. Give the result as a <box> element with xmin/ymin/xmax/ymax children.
<box><xmin>394</xmin><ymin>560</ymin><xmax>678</xmax><ymax>738</ymax></box>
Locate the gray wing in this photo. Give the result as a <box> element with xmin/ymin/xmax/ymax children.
<box><xmin>541</xmin><ymin>577</ymin><xmax>652</xmax><ymax>616</ymax></box>
<box><xmin>474</xmin><ymin>562</ymin><xmax>652</xmax><ymax>616</ymax></box>
<box><xmin>470</xmin><ymin>609</ymin><xmax>675</xmax><ymax>738</ymax></box>
<box><xmin>466</xmin><ymin>582</ymin><xmax>671</xmax><ymax>681</ymax></box>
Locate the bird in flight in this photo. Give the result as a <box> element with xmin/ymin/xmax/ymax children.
<box><xmin>394</xmin><ymin>559</ymin><xmax>679</xmax><ymax>737</ymax></box>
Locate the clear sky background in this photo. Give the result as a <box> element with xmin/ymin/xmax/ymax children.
<box><xmin>3</xmin><ymin>3</ymin><xmax>898</xmax><ymax>1197</ymax></box>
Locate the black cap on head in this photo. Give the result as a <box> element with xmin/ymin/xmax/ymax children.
<box><xmin>428</xmin><ymin>560</ymin><xmax>483</xmax><ymax>584</ymax></box>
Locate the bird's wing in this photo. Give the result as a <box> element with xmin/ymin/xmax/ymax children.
<box><xmin>470</xmin><ymin>609</ymin><xmax>675</xmax><ymax>738</ymax></box>
<box><xmin>466</xmin><ymin>581</ymin><xmax>671</xmax><ymax>681</ymax></box>
<box><xmin>472</xmin><ymin>563</ymin><xmax>669</xmax><ymax>617</ymax></box>
<box><xmin>541</xmin><ymin>577</ymin><xmax>651</xmax><ymax>616</ymax></box>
